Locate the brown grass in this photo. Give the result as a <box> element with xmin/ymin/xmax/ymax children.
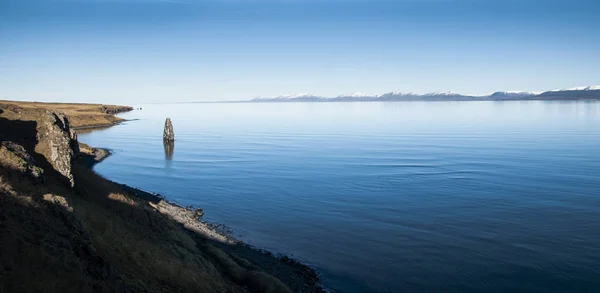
<box><xmin>0</xmin><ymin>100</ymin><xmax>131</xmax><ymax>129</ymax></box>
<box><xmin>107</xmin><ymin>193</ymin><xmax>137</xmax><ymax>206</ymax></box>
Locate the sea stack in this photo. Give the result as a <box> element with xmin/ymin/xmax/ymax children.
<box><xmin>163</xmin><ymin>118</ymin><xmax>174</xmax><ymax>141</ymax></box>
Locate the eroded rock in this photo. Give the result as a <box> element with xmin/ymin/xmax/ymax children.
<box><xmin>36</xmin><ymin>111</ymin><xmax>79</xmax><ymax>187</ymax></box>
<box><xmin>163</xmin><ymin>118</ymin><xmax>174</xmax><ymax>141</ymax></box>
<box><xmin>99</xmin><ymin>105</ymin><xmax>133</xmax><ymax>114</ymax></box>
<box><xmin>0</xmin><ymin>141</ymin><xmax>44</xmax><ymax>182</ymax></box>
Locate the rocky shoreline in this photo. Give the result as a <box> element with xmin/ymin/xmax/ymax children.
<box><xmin>1</xmin><ymin>102</ymin><xmax>324</xmax><ymax>293</ymax></box>
<box><xmin>73</xmin><ymin>118</ymin><xmax>139</xmax><ymax>132</ymax></box>
<box><xmin>84</xmin><ymin>145</ymin><xmax>324</xmax><ymax>291</ymax></box>
<box><xmin>80</xmin><ymin>143</ymin><xmax>236</xmax><ymax>244</ymax></box>
<box><xmin>71</xmin><ymin>120</ymin><xmax>128</xmax><ymax>131</ymax></box>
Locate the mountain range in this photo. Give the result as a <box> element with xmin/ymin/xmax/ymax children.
<box><xmin>251</xmin><ymin>86</ymin><xmax>600</xmax><ymax>102</ymax></box>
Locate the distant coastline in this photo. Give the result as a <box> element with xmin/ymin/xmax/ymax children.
<box><xmin>251</xmin><ymin>85</ymin><xmax>600</xmax><ymax>103</ymax></box>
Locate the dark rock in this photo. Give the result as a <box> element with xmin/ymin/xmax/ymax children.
<box><xmin>0</xmin><ymin>141</ymin><xmax>44</xmax><ymax>182</ymax></box>
<box><xmin>99</xmin><ymin>105</ymin><xmax>133</xmax><ymax>115</ymax></box>
<box><xmin>90</xmin><ymin>147</ymin><xmax>109</xmax><ymax>162</ymax></box>
<box><xmin>163</xmin><ymin>118</ymin><xmax>174</xmax><ymax>142</ymax></box>
<box><xmin>69</xmin><ymin>128</ymin><xmax>79</xmax><ymax>155</ymax></box>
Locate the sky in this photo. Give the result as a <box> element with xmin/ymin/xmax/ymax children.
<box><xmin>1</xmin><ymin>0</ymin><xmax>599</xmax><ymax>103</ymax></box>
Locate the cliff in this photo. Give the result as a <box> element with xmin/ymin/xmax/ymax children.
<box><xmin>0</xmin><ymin>105</ymin><xmax>322</xmax><ymax>293</ymax></box>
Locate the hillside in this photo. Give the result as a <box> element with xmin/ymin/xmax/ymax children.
<box><xmin>0</xmin><ymin>103</ymin><xmax>322</xmax><ymax>293</ymax></box>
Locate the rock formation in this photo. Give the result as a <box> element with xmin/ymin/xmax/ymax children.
<box><xmin>36</xmin><ymin>111</ymin><xmax>79</xmax><ymax>187</ymax></box>
<box><xmin>163</xmin><ymin>118</ymin><xmax>174</xmax><ymax>141</ymax></box>
<box><xmin>0</xmin><ymin>141</ymin><xmax>44</xmax><ymax>182</ymax></box>
<box><xmin>99</xmin><ymin>105</ymin><xmax>134</xmax><ymax>114</ymax></box>
<box><xmin>0</xmin><ymin>106</ymin><xmax>80</xmax><ymax>187</ymax></box>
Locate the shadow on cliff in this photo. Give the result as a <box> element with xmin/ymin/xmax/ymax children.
<box><xmin>0</xmin><ymin>116</ymin><xmax>72</xmax><ymax>189</ymax></box>
<box><xmin>0</xmin><ymin>116</ymin><xmax>38</xmax><ymax>153</ymax></box>
<box><xmin>0</xmin><ymin>117</ymin><xmax>122</xmax><ymax>292</ymax></box>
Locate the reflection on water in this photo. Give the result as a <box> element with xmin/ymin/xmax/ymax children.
<box><xmin>78</xmin><ymin>101</ymin><xmax>600</xmax><ymax>293</ymax></box>
<box><xmin>163</xmin><ymin>139</ymin><xmax>174</xmax><ymax>161</ymax></box>
<box><xmin>75</xmin><ymin>125</ymin><xmax>112</xmax><ymax>135</ymax></box>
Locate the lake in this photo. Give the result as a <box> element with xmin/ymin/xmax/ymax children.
<box><xmin>78</xmin><ymin>101</ymin><xmax>600</xmax><ymax>293</ymax></box>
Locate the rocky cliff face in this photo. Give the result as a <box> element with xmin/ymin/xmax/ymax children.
<box><xmin>35</xmin><ymin>111</ymin><xmax>79</xmax><ymax>187</ymax></box>
<box><xmin>99</xmin><ymin>105</ymin><xmax>133</xmax><ymax>115</ymax></box>
<box><xmin>0</xmin><ymin>106</ymin><xmax>80</xmax><ymax>188</ymax></box>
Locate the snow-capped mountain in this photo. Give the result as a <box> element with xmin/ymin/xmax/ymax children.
<box><xmin>251</xmin><ymin>85</ymin><xmax>600</xmax><ymax>102</ymax></box>
<box><xmin>273</xmin><ymin>93</ymin><xmax>318</xmax><ymax>99</ymax></box>
<box><xmin>387</xmin><ymin>91</ymin><xmax>417</xmax><ymax>96</ymax></box>
<box><xmin>337</xmin><ymin>92</ymin><xmax>379</xmax><ymax>98</ymax></box>
<box><xmin>253</xmin><ymin>93</ymin><xmax>324</xmax><ymax>101</ymax></box>
<box><xmin>490</xmin><ymin>91</ymin><xmax>538</xmax><ymax>98</ymax></box>
<box><xmin>560</xmin><ymin>85</ymin><xmax>600</xmax><ymax>91</ymax></box>
<box><xmin>423</xmin><ymin>91</ymin><xmax>462</xmax><ymax>96</ymax></box>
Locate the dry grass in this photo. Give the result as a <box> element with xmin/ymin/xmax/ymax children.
<box><xmin>0</xmin><ymin>169</ymin><xmax>118</xmax><ymax>293</ymax></box>
<box><xmin>0</xmin><ymin>100</ymin><xmax>131</xmax><ymax>129</ymax></box>
<box><xmin>107</xmin><ymin>192</ymin><xmax>137</xmax><ymax>206</ymax></box>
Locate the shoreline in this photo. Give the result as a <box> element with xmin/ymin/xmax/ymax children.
<box><xmin>79</xmin><ymin>142</ymin><xmax>235</xmax><ymax>242</ymax></box>
<box><xmin>78</xmin><ymin>119</ymin><xmax>325</xmax><ymax>291</ymax></box>
<box><xmin>1</xmin><ymin>101</ymin><xmax>324</xmax><ymax>292</ymax></box>
<box><xmin>72</xmin><ymin>118</ymin><xmax>138</xmax><ymax>131</ymax></box>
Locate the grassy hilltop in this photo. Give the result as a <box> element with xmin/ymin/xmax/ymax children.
<box><xmin>0</xmin><ymin>100</ymin><xmax>133</xmax><ymax>129</ymax></box>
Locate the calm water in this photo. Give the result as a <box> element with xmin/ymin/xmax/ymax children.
<box><xmin>78</xmin><ymin>101</ymin><xmax>600</xmax><ymax>293</ymax></box>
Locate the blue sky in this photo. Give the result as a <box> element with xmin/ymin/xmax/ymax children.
<box><xmin>1</xmin><ymin>0</ymin><xmax>599</xmax><ymax>103</ymax></box>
